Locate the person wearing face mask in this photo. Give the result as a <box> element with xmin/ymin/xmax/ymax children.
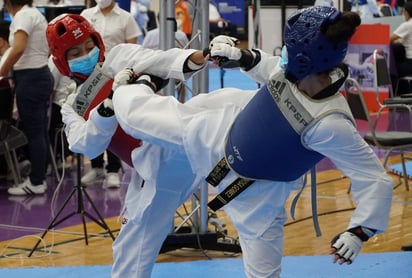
<box><xmin>0</xmin><ymin>0</ymin><xmax>54</xmax><ymax>196</ymax></box>
<box><xmin>80</xmin><ymin>0</ymin><xmax>142</xmax><ymax>188</ymax></box>
<box><xmin>45</xmin><ymin>14</ymin><xmax>209</xmax><ymax>277</ymax></box>
<box><xmin>81</xmin><ymin>0</ymin><xmax>141</xmax><ymax>53</ymax></box>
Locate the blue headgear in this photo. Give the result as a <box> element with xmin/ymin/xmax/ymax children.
<box><xmin>284</xmin><ymin>6</ymin><xmax>347</xmax><ymax>82</ymax></box>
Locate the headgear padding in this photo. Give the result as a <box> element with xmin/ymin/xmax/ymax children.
<box><xmin>284</xmin><ymin>6</ymin><xmax>347</xmax><ymax>82</ymax></box>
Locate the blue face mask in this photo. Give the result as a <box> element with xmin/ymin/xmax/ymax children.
<box><xmin>279</xmin><ymin>45</ymin><xmax>288</xmax><ymax>72</ymax></box>
<box><xmin>68</xmin><ymin>47</ymin><xmax>100</xmax><ymax>76</ymax></box>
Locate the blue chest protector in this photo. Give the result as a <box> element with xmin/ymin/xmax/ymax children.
<box><xmin>224</xmin><ymin>73</ymin><xmax>324</xmax><ymax>182</ymax></box>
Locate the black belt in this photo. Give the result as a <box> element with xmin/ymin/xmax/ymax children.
<box><xmin>206</xmin><ymin>158</ymin><xmax>255</xmax><ymax>211</ymax></box>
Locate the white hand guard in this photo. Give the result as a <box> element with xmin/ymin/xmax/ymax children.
<box><xmin>331</xmin><ymin>231</ymin><xmax>363</xmax><ymax>263</ymax></box>
<box><xmin>209</xmin><ymin>35</ymin><xmax>239</xmax><ymax>48</ymax></box>
<box><xmin>113</xmin><ymin>68</ymin><xmax>135</xmax><ymax>92</ymax></box>
<box><xmin>210</xmin><ymin>42</ymin><xmax>242</xmax><ymax>61</ymax></box>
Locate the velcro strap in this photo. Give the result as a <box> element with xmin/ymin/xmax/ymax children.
<box><xmin>206</xmin><ymin>157</ymin><xmax>231</xmax><ymax>187</ymax></box>
<box><xmin>208</xmin><ymin>178</ymin><xmax>254</xmax><ymax>211</ymax></box>
<box><xmin>136</xmin><ymin>78</ymin><xmax>156</xmax><ymax>93</ymax></box>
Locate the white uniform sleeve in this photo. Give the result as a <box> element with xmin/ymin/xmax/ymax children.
<box><xmin>61</xmin><ymin>96</ymin><xmax>118</xmax><ymax>159</ymax></box>
<box><xmin>303</xmin><ymin>113</ymin><xmax>393</xmax><ymax>233</ymax></box>
<box><xmin>240</xmin><ymin>50</ymin><xmax>282</xmax><ymax>84</ymax></box>
<box><xmin>103</xmin><ymin>44</ymin><xmax>203</xmax><ymax>81</ymax></box>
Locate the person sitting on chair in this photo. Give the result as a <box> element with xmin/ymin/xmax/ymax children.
<box><xmin>209</xmin><ymin>0</ymin><xmax>236</xmax><ymax>39</ymax></box>
<box><xmin>390</xmin><ymin>1</ymin><xmax>412</xmax><ymax>94</ymax></box>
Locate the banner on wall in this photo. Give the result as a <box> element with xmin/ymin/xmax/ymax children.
<box><xmin>344</xmin><ymin>24</ymin><xmax>391</xmax><ymax>112</ymax></box>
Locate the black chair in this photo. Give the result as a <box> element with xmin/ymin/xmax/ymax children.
<box><xmin>380</xmin><ymin>4</ymin><xmax>394</xmax><ymax>16</ymax></box>
<box><xmin>0</xmin><ymin>78</ymin><xmax>28</xmax><ymax>186</ymax></box>
<box><xmin>395</xmin><ymin>76</ymin><xmax>412</xmax><ymax>97</ymax></box>
<box><xmin>344</xmin><ymin>77</ymin><xmax>412</xmax><ymax>191</ymax></box>
<box><xmin>372</xmin><ymin>49</ymin><xmax>412</xmax><ymax>106</ymax></box>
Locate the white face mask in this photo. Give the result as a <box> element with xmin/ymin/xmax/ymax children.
<box><xmin>95</xmin><ymin>0</ymin><xmax>113</xmax><ymax>9</ymax></box>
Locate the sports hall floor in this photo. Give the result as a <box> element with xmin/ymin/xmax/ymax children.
<box><xmin>0</xmin><ymin>67</ymin><xmax>411</xmax><ymax>277</ymax></box>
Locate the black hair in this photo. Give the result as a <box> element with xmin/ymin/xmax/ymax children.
<box><xmin>0</xmin><ymin>21</ymin><xmax>10</xmax><ymax>42</ymax></box>
<box><xmin>404</xmin><ymin>2</ymin><xmax>412</xmax><ymax>17</ymax></box>
<box><xmin>5</xmin><ymin>0</ymin><xmax>33</xmax><ymax>7</ymax></box>
<box><xmin>324</xmin><ymin>11</ymin><xmax>361</xmax><ymax>45</ymax></box>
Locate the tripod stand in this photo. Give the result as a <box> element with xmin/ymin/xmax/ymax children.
<box><xmin>28</xmin><ymin>153</ymin><xmax>115</xmax><ymax>257</ymax></box>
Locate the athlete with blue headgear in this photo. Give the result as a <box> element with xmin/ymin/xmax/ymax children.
<box><xmin>108</xmin><ymin>6</ymin><xmax>394</xmax><ymax>277</ymax></box>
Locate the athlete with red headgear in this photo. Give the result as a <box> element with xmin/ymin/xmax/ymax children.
<box><xmin>45</xmin><ymin>13</ymin><xmax>207</xmax><ymax>163</ymax></box>
<box><xmin>45</xmin><ymin>13</ymin><xmax>210</xmax><ymax>278</ymax></box>
<box><xmin>110</xmin><ymin>6</ymin><xmax>393</xmax><ymax>277</ymax></box>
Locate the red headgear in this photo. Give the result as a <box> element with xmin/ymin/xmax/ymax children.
<box><xmin>46</xmin><ymin>13</ymin><xmax>105</xmax><ymax>80</ymax></box>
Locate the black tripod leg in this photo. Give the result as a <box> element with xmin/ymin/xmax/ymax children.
<box><xmin>29</xmin><ymin>153</ymin><xmax>115</xmax><ymax>257</ymax></box>
<box><xmin>81</xmin><ymin>187</ymin><xmax>116</xmax><ymax>240</ymax></box>
<box><xmin>28</xmin><ymin>186</ymin><xmax>77</xmax><ymax>257</ymax></box>
<box><xmin>76</xmin><ymin>184</ymin><xmax>89</xmax><ymax>246</ymax></box>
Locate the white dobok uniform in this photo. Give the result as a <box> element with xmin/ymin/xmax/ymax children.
<box><xmin>61</xmin><ymin>43</ymin><xmax>201</xmax><ymax>159</ymax></box>
<box><xmin>63</xmin><ymin>47</ymin><xmax>393</xmax><ymax>278</ymax></box>
<box><xmin>60</xmin><ymin>43</ymin><xmax>205</xmax><ymax>277</ymax></box>
<box><xmin>112</xmin><ymin>50</ymin><xmax>393</xmax><ymax>278</ymax></box>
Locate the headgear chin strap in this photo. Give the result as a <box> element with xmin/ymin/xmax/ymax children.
<box><xmin>284</xmin><ymin>6</ymin><xmax>347</xmax><ymax>82</ymax></box>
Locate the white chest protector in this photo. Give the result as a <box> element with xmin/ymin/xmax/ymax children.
<box><xmin>73</xmin><ymin>65</ymin><xmax>142</xmax><ymax>167</ymax></box>
<box><xmin>223</xmin><ymin>71</ymin><xmax>354</xmax><ymax>182</ymax></box>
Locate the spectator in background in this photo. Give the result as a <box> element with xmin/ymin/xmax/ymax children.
<box><xmin>209</xmin><ymin>0</ymin><xmax>236</xmax><ymax>39</ymax></box>
<box><xmin>1</xmin><ymin>0</ymin><xmax>54</xmax><ymax>196</ymax></box>
<box><xmin>0</xmin><ymin>21</ymin><xmax>10</xmax><ymax>59</ymax></box>
<box><xmin>0</xmin><ymin>20</ymin><xmax>31</xmax><ymax>181</ymax></box>
<box><xmin>80</xmin><ymin>0</ymin><xmax>141</xmax><ymax>188</ymax></box>
<box><xmin>390</xmin><ymin>1</ymin><xmax>412</xmax><ymax>94</ymax></box>
<box><xmin>175</xmin><ymin>0</ymin><xmax>192</xmax><ymax>38</ymax></box>
<box><xmin>81</xmin><ymin>0</ymin><xmax>141</xmax><ymax>53</ymax></box>
<box><xmin>130</xmin><ymin>0</ymin><xmax>151</xmax><ymax>44</ymax></box>
<box><xmin>142</xmin><ymin>21</ymin><xmax>190</xmax><ymax>102</ymax></box>
<box><xmin>314</xmin><ymin>0</ymin><xmax>334</xmax><ymax>7</ymax></box>
<box><xmin>0</xmin><ymin>20</ymin><xmax>11</xmax><ymax>179</ymax></box>
<box><xmin>142</xmin><ymin>22</ymin><xmax>189</xmax><ymax>50</ymax></box>
<box><xmin>348</xmin><ymin>0</ymin><xmax>381</xmax><ymax>21</ymax></box>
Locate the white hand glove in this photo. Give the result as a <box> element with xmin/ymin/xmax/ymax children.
<box><xmin>113</xmin><ymin>68</ymin><xmax>135</xmax><ymax>92</ymax></box>
<box><xmin>209</xmin><ymin>42</ymin><xmax>242</xmax><ymax>61</ymax></box>
<box><xmin>209</xmin><ymin>35</ymin><xmax>239</xmax><ymax>48</ymax></box>
<box><xmin>331</xmin><ymin>231</ymin><xmax>363</xmax><ymax>263</ymax></box>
